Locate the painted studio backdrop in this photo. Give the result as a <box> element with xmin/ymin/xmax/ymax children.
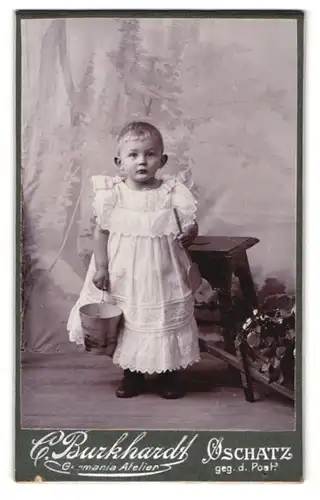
<box><xmin>20</xmin><ymin>17</ymin><xmax>297</xmax><ymax>352</ymax></box>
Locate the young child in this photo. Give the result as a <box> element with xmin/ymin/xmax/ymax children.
<box><xmin>67</xmin><ymin>121</ymin><xmax>200</xmax><ymax>398</ymax></box>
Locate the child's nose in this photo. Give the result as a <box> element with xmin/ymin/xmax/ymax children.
<box><xmin>138</xmin><ymin>155</ymin><xmax>147</xmax><ymax>165</ymax></box>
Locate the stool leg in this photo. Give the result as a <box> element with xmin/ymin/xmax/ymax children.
<box><xmin>234</xmin><ymin>251</ymin><xmax>258</xmax><ymax>315</ymax></box>
<box><xmin>236</xmin><ymin>341</ymin><xmax>255</xmax><ymax>402</ymax></box>
<box><xmin>216</xmin><ymin>264</ymin><xmax>243</xmax><ymax>384</ymax></box>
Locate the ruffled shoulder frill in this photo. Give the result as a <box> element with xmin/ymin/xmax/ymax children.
<box><xmin>160</xmin><ymin>167</ymin><xmax>199</xmax><ymax>199</ymax></box>
<box><xmin>91</xmin><ymin>175</ymin><xmax>122</xmax><ymax>229</ymax></box>
<box><xmin>91</xmin><ymin>174</ymin><xmax>123</xmax><ymax>191</ymax></box>
<box><xmin>160</xmin><ymin>168</ymin><xmax>198</xmax><ymax>230</ymax></box>
<box><xmin>91</xmin><ymin>170</ymin><xmax>198</xmax><ymax>235</ymax></box>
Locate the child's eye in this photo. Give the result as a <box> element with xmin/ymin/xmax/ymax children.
<box><xmin>147</xmin><ymin>151</ymin><xmax>155</xmax><ymax>156</ymax></box>
<box><xmin>129</xmin><ymin>152</ymin><xmax>137</xmax><ymax>158</ymax></box>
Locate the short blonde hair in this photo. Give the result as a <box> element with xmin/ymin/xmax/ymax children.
<box><xmin>117</xmin><ymin>121</ymin><xmax>164</xmax><ymax>152</ymax></box>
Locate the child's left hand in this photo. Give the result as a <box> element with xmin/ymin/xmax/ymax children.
<box><xmin>177</xmin><ymin>223</ymin><xmax>198</xmax><ymax>248</ymax></box>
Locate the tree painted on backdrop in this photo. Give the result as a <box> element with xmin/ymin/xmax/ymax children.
<box><xmin>22</xmin><ymin>19</ymin><xmax>74</xmax><ymax>319</ymax></box>
<box><xmin>22</xmin><ymin>19</ymin><xmax>94</xmax><ymax>319</ymax></box>
<box><xmin>108</xmin><ymin>19</ymin><xmax>191</xmax><ymax>173</ymax></box>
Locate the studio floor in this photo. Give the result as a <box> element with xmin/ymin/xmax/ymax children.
<box><xmin>20</xmin><ymin>351</ymin><xmax>295</xmax><ymax>431</ymax></box>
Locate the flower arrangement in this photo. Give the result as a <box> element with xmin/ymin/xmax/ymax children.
<box><xmin>235</xmin><ymin>298</ymin><xmax>295</xmax><ymax>386</ymax></box>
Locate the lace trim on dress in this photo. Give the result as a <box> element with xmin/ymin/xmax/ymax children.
<box><xmin>113</xmin><ymin>317</ymin><xmax>200</xmax><ymax>373</ymax></box>
<box><xmin>68</xmin><ymin>327</ymin><xmax>85</xmax><ymax>346</ymax></box>
<box><xmin>160</xmin><ymin>167</ymin><xmax>197</xmax><ymax>195</ymax></box>
<box><xmin>113</xmin><ymin>294</ymin><xmax>195</xmax><ymax>333</ymax></box>
<box><xmin>91</xmin><ymin>168</ymin><xmax>198</xmax><ymax>234</ymax></box>
<box><xmin>91</xmin><ymin>175</ymin><xmax>122</xmax><ymax>227</ymax></box>
<box><xmin>91</xmin><ymin>168</ymin><xmax>196</xmax><ymax>197</ymax></box>
<box><xmin>171</xmin><ymin>184</ymin><xmax>197</xmax><ymax>231</ymax></box>
<box><xmin>67</xmin><ymin>292</ymin><xmax>196</xmax><ymax>343</ymax></box>
<box><xmin>105</xmin><ymin>208</ymin><xmax>189</xmax><ymax>237</ymax></box>
<box><xmin>92</xmin><ymin>175</ymin><xmax>123</xmax><ymax>191</ymax></box>
<box><xmin>68</xmin><ymin>321</ymin><xmax>201</xmax><ymax>373</ymax></box>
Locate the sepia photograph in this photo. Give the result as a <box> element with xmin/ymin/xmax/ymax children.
<box><xmin>19</xmin><ymin>12</ymin><xmax>300</xmax><ymax>439</ymax></box>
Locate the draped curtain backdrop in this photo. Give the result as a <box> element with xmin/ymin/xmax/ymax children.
<box><xmin>20</xmin><ymin>17</ymin><xmax>297</xmax><ymax>352</ymax></box>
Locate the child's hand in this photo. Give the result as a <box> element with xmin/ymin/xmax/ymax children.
<box><xmin>177</xmin><ymin>232</ymin><xmax>193</xmax><ymax>248</ymax></box>
<box><xmin>93</xmin><ymin>267</ymin><xmax>110</xmax><ymax>291</ymax></box>
<box><xmin>177</xmin><ymin>223</ymin><xmax>198</xmax><ymax>248</ymax></box>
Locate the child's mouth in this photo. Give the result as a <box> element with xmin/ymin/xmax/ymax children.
<box><xmin>136</xmin><ymin>169</ymin><xmax>148</xmax><ymax>174</ymax></box>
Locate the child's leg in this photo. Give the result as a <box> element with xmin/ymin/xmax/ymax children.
<box><xmin>158</xmin><ymin>370</ymin><xmax>185</xmax><ymax>399</ymax></box>
<box><xmin>116</xmin><ymin>369</ymin><xmax>145</xmax><ymax>398</ymax></box>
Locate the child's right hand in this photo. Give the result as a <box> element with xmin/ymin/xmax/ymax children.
<box><xmin>93</xmin><ymin>267</ymin><xmax>110</xmax><ymax>291</ymax></box>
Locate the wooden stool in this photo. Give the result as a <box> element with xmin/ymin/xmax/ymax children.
<box><xmin>189</xmin><ymin>236</ymin><xmax>259</xmax><ymax>402</ymax></box>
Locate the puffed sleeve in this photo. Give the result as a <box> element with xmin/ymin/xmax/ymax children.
<box><xmin>171</xmin><ymin>182</ymin><xmax>197</xmax><ymax>231</ymax></box>
<box><xmin>91</xmin><ymin>175</ymin><xmax>118</xmax><ymax>230</ymax></box>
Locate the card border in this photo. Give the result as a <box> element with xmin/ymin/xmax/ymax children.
<box><xmin>15</xmin><ymin>9</ymin><xmax>304</xmax><ymax>483</ymax></box>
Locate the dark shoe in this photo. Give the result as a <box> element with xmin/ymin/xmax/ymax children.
<box><xmin>116</xmin><ymin>370</ymin><xmax>144</xmax><ymax>398</ymax></box>
<box><xmin>159</xmin><ymin>371</ymin><xmax>185</xmax><ymax>399</ymax></box>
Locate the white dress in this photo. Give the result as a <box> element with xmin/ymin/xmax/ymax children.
<box><xmin>67</xmin><ymin>172</ymin><xmax>200</xmax><ymax>373</ymax></box>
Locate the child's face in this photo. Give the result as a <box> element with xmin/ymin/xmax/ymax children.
<box><xmin>115</xmin><ymin>132</ymin><xmax>167</xmax><ymax>184</ymax></box>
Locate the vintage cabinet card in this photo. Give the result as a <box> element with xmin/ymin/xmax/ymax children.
<box><xmin>16</xmin><ymin>9</ymin><xmax>303</xmax><ymax>482</ymax></box>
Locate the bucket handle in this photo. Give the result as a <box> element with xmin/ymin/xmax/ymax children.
<box><xmin>95</xmin><ymin>291</ymin><xmax>107</xmax><ymax>319</ymax></box>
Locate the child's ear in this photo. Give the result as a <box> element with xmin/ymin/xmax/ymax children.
<box><xmin>114</xmin><ymin>156</ymin><xmax>121</xmax><ymax>167</ymax></box>
<box><xmin>160</xmin><ymin>154</ymin><xmax>168</xmax><ymax>168</ymax></box>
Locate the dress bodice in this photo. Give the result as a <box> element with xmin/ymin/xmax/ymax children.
<box><xmin>92</xmin><ymin>173</ymin><xmax>197</xmax><ymax>237</ymax></box>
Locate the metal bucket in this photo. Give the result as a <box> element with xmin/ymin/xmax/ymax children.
<box><xmin>79</xmin><ymin>302</ymin><xmax>122</xmax><ymax>357</ymax></box>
